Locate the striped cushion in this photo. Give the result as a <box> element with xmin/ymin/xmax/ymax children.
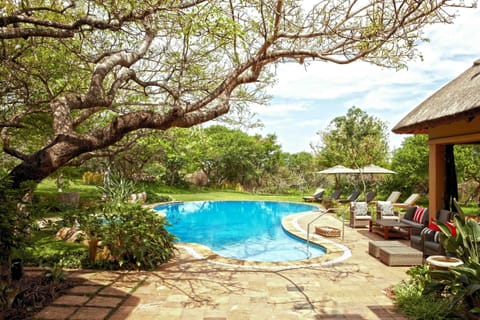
<box><xmin>421</xmin><ymin>227</ymin><xmax>441</xmax><ymax>243</ymax></box>
<box><xmin>413</xmin><ymin>206</ymin><xmax>426</xmax><ymax>223</ymax></box>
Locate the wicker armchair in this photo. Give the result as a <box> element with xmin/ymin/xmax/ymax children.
<box><xmin>375</xmin><ymin>201</ymin><xmax>398</xmax><ymax>223</ymax></box>
<box><xmin>349</xmin><ymin>202</ymin><xmax>371</xmax><ymax>228</ymax></box>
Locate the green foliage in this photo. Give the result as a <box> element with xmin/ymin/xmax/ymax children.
<box><xmin>438</xmin><ymin>200</ymin><xmax>480</xmax><ymax>263</ymax></box>
<box><xmin>80</xmin><ymin>204</ymin><xmax>177</xmax><ymax>270</ymax></box>
<box><xmin>257</xmin><ymin>151</ymin><xmax>320</xmax><ymax>194</ymax></box>
<box><xmin>15</xmin><ymin>230</ymin><xmax>87</xmax><ymax>269</ymax></box>
<box><xmin>132</xmin><ymin>182</ymin><xmax>175</xmax><ymax>203</ymax></box>
<box><xmin>386</xmin><ymin>135</ymin><xmax>429</xmax><ymax>195</ymax></box>
<box><xmin>0</xmin><ymin>181</ymin><xmax>30</xmax><ymax>253</ymax></box>
<box><xmin>394</xmin><ymin>288</ymin><xmax>450</xmax><ymax>320</ymax></box>
<box><xmin>282</xmin><ymin>152</ymin><xmax>316</xmax><ymax>173</ymax></box>
<box><xmin>393</xmin><ymin>265</ymin><xmax>451</xmax><ymax>320</ymax></box>
<box><xmin>201</xmin><ymin>126</ymin><xmax>282</xmax><ymax>189</ymax></box>
<box><xmin>454</xmin><ymin>145</ymin><xmax>480</xmax><ymax>203</ymax></box>
<box><xmin>146</xmin><ymin>125</ymin><xmax>285</xmax><ymax>190</ymax></box>
<box><xmin>426</xmin><ymin>261</ymin><xmax>480</xmax><ymax>317</ymax></box>
<box><xmin>102</xmin><ymin>204</ymin><xmax>176</xmax><ymax>270</ymax></box>
<box><xmin>388</xmin><ymin>143</ymin><xmax>480</xmax><ymax>203</ymax></box>
<box><xmin>314</xmin><ymin>106</ymin><xmax>389</xmax><ymax>170</ymax></box>
<box><xmin>406</xmin><ymin>264</ymin><xmax>432</xmax><ymax>289</ymax></box>
<box><xmin>98</xmin><ymin>175</ymin><xmax>135</xmax><ymax>205</ymax></box>
<box><xmin>154</xmin><ymin>128</ymin><xmax>203</xmax><ymax>186</ymax></box>
<box><xmin>82</xmin><ymin>172</ymin><xmax>104</xmax><ymax>185</ymax></box>
<box><xmin>455</xmin><ymin>145</ymin><xmax>480</xmax><ymax>183</ymax></box>
<box><xmin>44</xmin><ymin>264</ymin><xmax>67</xmax><ymax>284</ymax></box>
<box><xmin>0</xmin><ymin>178</ymin><xmax>36</xmax><ymax>287</ymax></box>
<box><xmin>146</xmin><ymin>193</ymin><xmax>173</xmax><ymax>203</ymax></box>
<box><xmin>421</xmin><ymin>200</ymin><xmax>480</xmax><ymax>317</ymax></box>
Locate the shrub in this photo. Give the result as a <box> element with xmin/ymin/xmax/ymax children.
<box><xmin>424</xmin><ymin>199</ymin><xmax>480</xmax><ymax>317</ymax></box>
<box><xmin>394</xmin><ymin>288</ymin><xmax>450</xmax><ymax>320</ymax></box>
<box><xmin>147</xmin><ymin>193</ymin><xmax>173</xmax><ymax>203</ymax></box>
<box><xmin>393</xmin><ymin>265</ymin><xmax>451</xmax><ymax>319</ymax></box>
<box><xmin>81</xmin><ymin>203</ymin><xmax>176</xmax><ymax>270</ymax></box>
<box><xmin>82</xmin><ymin>172</ymin><xmax>103</xmax><ymax>185</ymax></box>
<box><xmin>15</xmin><ymin>230</ymin><xmax>87</xmax><ymax>269</ymax></box>
<box><xmin>426</xmin><ymin>205</ymin><xmax>480</xmax><ymax>318</ymax></box>
<box><xmin>97</xmin><ymin>175</ymin><xmax>135</xmax><ymax>204</ymax></box>
<box><xmin>44</xmin><ymin>264</ymin><xmax>67</xmax><ymax>284</ymax></box>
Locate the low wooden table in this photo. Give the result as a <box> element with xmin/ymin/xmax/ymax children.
<box><xmin>369</xmin><ymin>220</ymin><xmax>411</xmax><ymax>240</ymax></box>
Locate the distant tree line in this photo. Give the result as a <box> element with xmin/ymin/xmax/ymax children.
<box><xmin>33</xmin><ymin>106</ymin><xmax>478</xmax><ymax>205</ymax></box>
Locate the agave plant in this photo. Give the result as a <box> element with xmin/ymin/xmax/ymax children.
<box><xmin>97</xmin><ymin>175</ymin><xmax>135</xmax><ymax>205</ymax></box>
<box><xmin>425</xmin><ymin>199</ymin><xmax>480</xmax><ymax>317</ymax></box>
<box><xmin>437</xmin><ymin>199</ymin><xmax>480</xmax><ymax>263</ymax></box>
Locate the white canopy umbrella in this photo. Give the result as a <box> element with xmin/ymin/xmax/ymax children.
<box><xmin>356</xmin><ymin>164</ymin><xmax>396</xmax><ymax>198</ymax></box>
<box><xmin>316</xmin><ymin>165</ymin><xmax>357</xmax><ymax>189</ymax></box>
<box><xmin>315</xmin><ymin>165</ymin><xmax>358</xmax><ymax>240</ymax></box>
<box><xmin>316</xmin><ymin>165</ymin><xmax>357</xmax><ymax>175</ymax></box>
<box><xmin>357</xmin><ymin>164</ymin><xmax>396</xmax><ymax>175</ymax></box>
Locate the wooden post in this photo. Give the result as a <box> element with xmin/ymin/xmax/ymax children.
<box><xmin>428</xmin><ymin>143</ymin><xmax>446</xmax><ymax>220</ymax></box>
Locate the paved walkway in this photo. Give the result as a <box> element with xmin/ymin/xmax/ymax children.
<box><xmin>34</xmin><ymin>211</ymin><xmax>413</xmax><ymax>320</ymax></box>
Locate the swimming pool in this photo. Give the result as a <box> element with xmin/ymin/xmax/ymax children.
<box><xmin>154</xmin><ymin>201</ymin><xmax>326</xmax><ymax>262</ymax></box>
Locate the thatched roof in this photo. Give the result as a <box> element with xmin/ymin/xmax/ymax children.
<box><xmin>392</xmin><ymin>59</ymin><xmax>480</xmax><ymax>134</ymax></box>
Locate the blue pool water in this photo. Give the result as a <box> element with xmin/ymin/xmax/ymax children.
<box><xmin>154</xmin><ymin>201</ymin><xmax>326</xmax><ymax>262</ymax></box>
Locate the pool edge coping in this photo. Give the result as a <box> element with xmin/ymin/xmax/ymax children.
<box><xmin>165</xmin><ymin>208</ymin><xmax>351</xmax><ymax>270</ymax></box>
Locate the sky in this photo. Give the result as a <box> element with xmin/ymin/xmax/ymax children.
<box><xmin>251</xmin><ymin>5</ymin><xmax>480</xmax><ymax>154</ymax></box>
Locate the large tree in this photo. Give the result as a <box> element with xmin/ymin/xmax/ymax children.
<box><xmin>0</xmin><ymin>0</ymin><xmax>474</xmax><ymax>281</ymax></box>
<box><xmin>453</xmin><ymin>145</ymin><xmax>480</xmax><ymax>204</ymax></box>
<box><xmin>388</xmin><ymin>134</ymin><xmax>430</xmax><ymax>195</ymax></box>
<box><xmin>314</xmin><ymin>106</ymin><xmax>390</xmax><ymax>170</ymax></box>
<box><xmin>201</xmin><ymin>125</ymin><xmax>281</xmax><ymax>188</ymax></box>
<box><xmin>0</xmin><ymin>0</ymin><xmax>473</xmax><ymax>191</ymax></box>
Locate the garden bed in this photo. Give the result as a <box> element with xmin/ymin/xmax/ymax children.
<box><xmin>1</xmin><ymin>268</ymin><xmax>85</xmax><ymax>320</ymax></box>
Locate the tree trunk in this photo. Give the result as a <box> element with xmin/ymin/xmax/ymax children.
<box><xmin>88</xmin><ymin>238</ymin><xmax>99</xmax><ymax>262</ymax></box>
<box><xmin>0</xmin><ymin>247</ymin><xmax>12</xmax><ymax>285</ymax></box>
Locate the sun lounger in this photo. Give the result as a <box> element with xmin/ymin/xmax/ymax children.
<box><xmin>338</xmin><ymin>190</ymin><xmax>360</xmax><ymax>204</ymax></box>
<box><xmin>393</xmin><ymin>193</ymin><xmax>420</xmax><ymax>209</ymax></box>
<box><xmin>302</xmin><ymin>188</ymin><xmax>325</xmax><ymax>202</ymax></box>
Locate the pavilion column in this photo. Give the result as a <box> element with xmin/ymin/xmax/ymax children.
<box><xmin>428</xmin><ymin>143</ymin><xmax>446</xmax><ymax>220</ymax></box>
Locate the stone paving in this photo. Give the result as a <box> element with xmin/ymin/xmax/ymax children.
<box><xmin>34</xmin><ymin>211</ymin><xmax>414</xmax><ymax>320</ymax></box>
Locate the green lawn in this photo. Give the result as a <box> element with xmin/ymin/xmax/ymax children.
<box><xmin>36</xmin><ymin>179</ymin><xmax>307</xmax><ymax>203</ymax></box>
<box><xmin>35</xmin><ymin>178</ymin><xmax>101</xmax><ymax>200</ymax></box>
<box><xmin>167</xmin><ymin>191</ymin><xmax>304</xmax><ymax>202</ymax></box>
<box><xmin>35</xmin><ymin>178</ymin><xmax>477</xmax><ymax>216</ymax></box>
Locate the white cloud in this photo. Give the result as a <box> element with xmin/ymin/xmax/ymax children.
<box><xmin>255</xmin><ymin>6</ymin><xmax>480</xmax><ymax>153</ymax></box>
<box><xmin>254</xmin><ymin>102</ymin><xmax>308</xmax><ymax>117</ymax></box>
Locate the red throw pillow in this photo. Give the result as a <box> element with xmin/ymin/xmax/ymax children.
<box><xmin>428</xmin><ymin>220</ymin><xmax>440</xmax><ymax>232</ymax></box>
<box><xmin>445</xmin><ymin>221</ymin><xmax>457</xmax><ymax>237</ymax></box>
<box><xmin>413</xmin><ymin>206</ymin><xmax>425</xmax><ymax>223</ymax></box>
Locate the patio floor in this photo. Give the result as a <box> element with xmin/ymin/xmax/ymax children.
<box><xmin>35</xmin><ymin>211</ymin><xmax>413</xmax><ymax>320</ymax></box>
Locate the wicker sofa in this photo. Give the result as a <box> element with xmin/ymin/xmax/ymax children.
<box><xmin>400</xmin><ymin>206</ymin><xmax>429</xmax><ymax>251</ymax></box>
<box><xmin>401</xmin><ymin>208</ymin><xmax>456</xmax><ymax>256</ymax></box>
<box><xmin>421</xmin><ymin>209</ymin><xmax>456</xmax><ymax>256</ymax></box>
